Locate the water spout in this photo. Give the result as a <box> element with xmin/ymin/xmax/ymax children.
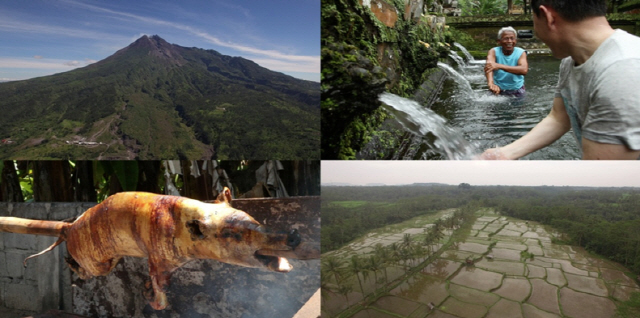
<box><xmin>379</xmin><ymin>92</ymin><xmax>479</xmax><ymax>160</ymax></box>
<box><xmin>454</xmin><ymin>42</ymin><xmax>486</xmax><ymax>65</ymax></box>
<box><xmin>448</xmin><ymin>52</ymin><xmax>466</xmax><ymax>70</ymax></box>
<box><xmin>453</xmin><ymin>42</ymin><xmax>474</xmax><ymax>62</ymax></box>
<box><xmin>437</xmin><ymin>62</ymin><xmax>475</xmax><ymax>98</ymax></box>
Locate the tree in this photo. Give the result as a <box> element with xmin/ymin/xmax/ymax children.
<box><xmin>336</xmin><ymin>284</ymin><xmax>353</xmax><ymax>305</ymax></box>
<box><xmin>320</xmin><ymin>277</ymin><xmax>336</xmax><ymax>308</ymax></box>
<box><xmin>0</xmin><ymin>161</ymin><xmax>23</xmax><ymax>202</ymax></box>
<box><xmin>458</xmin><ymin>0</ymin><xmax>508</xmax><ymax>16</ymax></box>
<box><xmin>423</xmin><ymin>229</ymin><xmax>435</xmax><ymax>255</ymax></box>
<box><xmin>368</xmin><ymin>255</ymin><xmax>382</xmax><ymax>288</ymax></box>
<box><xmin>389</xmin><ymin>242</ymin><xmax>402</xmax><ymax>266</ymax></box>
<box><xmin>374</xmin><ymin>244</ymin><xmax>391</xmax><ymax>283</ymax></box>
<box><xmin>347</xmin><ymin>255</ymin><xmax>366</xmax><ymax>296</ymax></box>
<box><xmin>322</xmin><ymin>254</ymin><xmax>344</xmax><ymax>285</ymax></box>
<box><xmin>402</xmin><ymin>233</ymin><xmax>412</xmax><ymax>248</ymax></box>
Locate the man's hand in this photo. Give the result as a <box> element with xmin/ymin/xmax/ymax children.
<box><xmin>485</xmin><ymin>61</ymin><xmax>501</xmax><ymax>74</ymax></box>
<box><xmin>488</xmin><ymin>83</ymin><xmax>501</xmax><ymax>95</ymax></box>
<box><xmin>476</xmin><ymin>147</ymin><xmax>511</xmax><ymax>160</ymax></box>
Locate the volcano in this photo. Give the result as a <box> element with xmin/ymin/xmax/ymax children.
<box><xmin>0</xmin><ymin>35</ymin><xmax>319</xmax><ymax>159</ymax></box>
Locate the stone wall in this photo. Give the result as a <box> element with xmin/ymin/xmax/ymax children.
<box><xmin>0</xmin><ymin>202</ymin><xmax>95</xmax><ymax>313</ymax></box>
<box><xmin>322</xmin><ymin>0</ymin><xmax>452</xmax><ymax>159</ymax></box>
<box><xmin>356</xmin><ymin>67</ymin><xmax>447</xmax><ymax>159</ymax></box>
<box><xmin>0</xmin><ymin>197</ymin><xmax>320</xmax><ymax>317</ymax></box>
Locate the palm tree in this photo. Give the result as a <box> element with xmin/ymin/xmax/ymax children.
<box><xmin>360</xmin><ymin>259</ymin><xmax>371</xmax><ymax>294</ymax></box>
<box><xmin>376</xmin><ymin>246</ymin><xmax>391</xmax><ymax>284</ymax></box>
<box><xmin>336</xmin><ymin>284</ymin><xmax>353</xmax><ymax>305</ymax></box>
<box><xmin>402</xmin><ymin>233</ymin><xmax>412</xmax><ymax>248</ymax></box>
<box><xmin>347</xmin><ymin>255</ymin><xmax>366</xmax><ymax>296</ymax></box>
<box><xmin>320</xmin><ymin>277</ymin><xmax>337</xmax><ymax>308</ymax></box>
<box><xmin>411</xmin><ymin>244</ymin><xmax>426</xmax><ymax>266</ymax></box>
<box><xmin>322</xmin><ymin>254</ymin><xmax>344</xmax><ymax>285</ymax></box>
<box><xmin>433</xmin><ymin>220</ymin><xmax>445</xmax><ymax>242</ymax></box>
<box><xmin>368</xmin><ymin>255</ymin><xmax>382</xmax><ymax>288</ymax></box>
<box><xmin>399</xmin><ymin>248</ymin><xmax>412</xmax><ymax>269</ymax></box>
<box><xmin>423</xmin><ymin>230</ymin><xmax>435</xmax><ymax>255</ymax></box>
<box><xmin>389</xmin><ymin>243</ymin><xmax>402</xmax><ymax>266</ymax></box>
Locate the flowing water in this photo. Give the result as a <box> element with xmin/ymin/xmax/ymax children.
<box><xmin>448</xmin><ymin>52</ymin><xmax>466</xmax><ymax>71</ymax></box>
<box><xmin>454</xmin><ymin>42</ymin><xmax>475</xmax><ymax>62</ymax></box>
<box><xmin>380</xmin><ymin>52</ymin><xmax>580</xmax><ymax>160</ymax></box>
<box><xmin>379</xmin><ymin>92</ymin><xmax>479</xmax><ymax>160</ymax></box>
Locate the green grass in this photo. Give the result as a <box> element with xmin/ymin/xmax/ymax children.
<box><xmin>331</xmin><ymin>201</ymin><xmax>370</xmax><ymax>208</ymax></box>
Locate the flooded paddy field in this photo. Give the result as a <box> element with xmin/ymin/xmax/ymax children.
<box><xmin>322</xmin><ymin>209</ymin><xmax>639</xmax><ymax>318</ymax></box>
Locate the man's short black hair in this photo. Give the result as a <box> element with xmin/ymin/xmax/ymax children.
<box><xmin>531</xmin><ymin>0</ymin><xmax>607</xmax><ymax>22</ymax></box>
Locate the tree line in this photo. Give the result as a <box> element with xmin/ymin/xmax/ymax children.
<box><xmin>322</xmin><ymin>185</ymin><xmax>474</xmax><ymax>252</ymax></box>
<box><xmin>0</xmin><ymin>160</ymin><xmax>320</xmax><ymax>202</ymax></box>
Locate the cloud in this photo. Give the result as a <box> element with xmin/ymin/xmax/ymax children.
<box><xmin>0</xmin><ymin>57</ymin><xmax>79</xmax><ymax>69</ymax></box>
<box><xmin>64</xmin><ymin>60</ymin><xmax>81</xmax><ymax>67</ymax></box>
<box><xmin>0</xmin><ymin>15</ymin><xmax>126</xmax><ymax>42</ymax></box>
<box><xmin>249</xmin><ymin>58</ymin><xmax>319</xmax><ymax>73</ymax></box>
<box><xmin>33</xmin><ymin>55</ymin><xmax>43</xmax><ymax>59</ymax></box>
<box><xmin>84</xmin><ymin>58</ymin><xmax>97</xmax><ymax>65</ymax></box>
<box><xmin>62</xmin><ymin>0</ymin><xmax>318</xmax><ymax>70</ymax></box>
<box><xmin>210</xmin><ymin>0</ymin><xmax>252</xmax><ymax>19</ymax></box>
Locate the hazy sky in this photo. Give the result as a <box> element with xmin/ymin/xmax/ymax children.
<box><xmin>0</xmin><ymin>0</ymin><xmax>319</xmax><ymax>82</ymax></box>
<box><xmin>322</xmin><ymin>161</ymin><xmax>640</xmax><ymax>187</ymax></box>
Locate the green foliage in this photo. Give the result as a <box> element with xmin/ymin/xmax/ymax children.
<box><xmin>458</xmin><ymin>0</ymin><xmax>508</xmax><ymax>16</ymax></box>
<box><xmin>321</xmin><ymin>0</ymin><xmax>445</xmax><ymax>159</ymax></box>
<box><xmin>100</xmin><ymin>161</ymin><xmax>139</xmax><ymax>191</ymax></box>
<box><xmin>520</xmin><ymin>250</ymin><xmax>534</xmax><ymax>261</ymax></box>
<box><xmin>617</xmin><ymin>292</ymin><xmax>640</xmax><ymax>318</ymax></box>
<box><xmin>0</xmin><ymin>36</ymin><xmax>319</xmax><ymax>159</ymax></box>
<box><xmin>322</xmin><ymin>185</ymin><xmax>475</xmax><ymax>252</ymax></box>
<box><xmin>448</xmin><ymin>26</ymin><xmax>486</xmax><ymax>51</ymax></box>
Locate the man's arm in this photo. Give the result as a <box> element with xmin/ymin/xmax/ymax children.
<box><xmin>582</xmin><ymin>139</ymin><xmax>640</xmax><ymax>159</ymax></box>
<box><xmin>485</xmin><ymin>48</ymin><xmax>501</xmax><ymax>95</ymax></box>
<box><xmin>485</xmin><ymin>51</ymin><xmax>529</xmax><ymax>76</ymax></box>
<box><xmin>479</xmin><ymin>97</ymin><xmax>571</xmax><ymax>159</ymax></box>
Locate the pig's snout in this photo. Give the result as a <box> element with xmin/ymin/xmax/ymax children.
<box><xmin>286</xmin><ymin>229</ymin><xmax>301</xmax><ymax>249</ymax></box>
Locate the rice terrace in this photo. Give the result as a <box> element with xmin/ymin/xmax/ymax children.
<box><xmin>321</xmin><ymin>184</ymin><xmax>640</xmax><ymax>318</ymax></box>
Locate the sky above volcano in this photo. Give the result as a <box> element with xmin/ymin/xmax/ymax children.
<box><xmin>0</xmin><ymin>0</ymin><xmax>319</xmax><ymax>82</ymax></box>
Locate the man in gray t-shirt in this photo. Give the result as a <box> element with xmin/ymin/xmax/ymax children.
<box><xmin>480</xmin><ymin>0</ymin><xmax>640</xmax><ymax>160</ymax></box>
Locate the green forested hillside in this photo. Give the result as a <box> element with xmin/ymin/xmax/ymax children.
<box><xmin>0</xmin><ymin>35</ymin><xmax>319</xmax><ymax>159</ymax></box>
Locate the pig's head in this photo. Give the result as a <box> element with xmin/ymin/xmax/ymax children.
<box><xmin>179</xmin><ymin>188</ymin><xmax>300</xmax><ymax>272</ymax></box>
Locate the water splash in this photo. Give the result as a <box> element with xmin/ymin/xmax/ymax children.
<box><xmin>379</xmin><ymin>92</ymin><xmax>479</xmax><ymax>160</ymax></box>
<box><xmin>437</xmin><ymin>62</ymin><xmax>474</xmax><ymax>97</ymax></box>
<box><xmin>454</xmin><ymin>42</ymin><xmax>486</xmax><ymax>65</ymax></box>
<box><xmin>453</xmin><ymin>42</ymin><xmax>475</xmax><ymax>62</ymax></box>
<box><xmin>448</xmin><ymin>52</ymin><xmax>466</xmax><ymax>70</ymax></box>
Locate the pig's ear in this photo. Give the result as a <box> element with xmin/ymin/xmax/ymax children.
<box><xmin>186</xmin><ymin>220</ymin><xmax>208</xmax><ymax>240</ymax></box>
<box><xmin>216</xmin><ymin>187</ymin><xmax>233</xmax><ymax>204</ymax></box>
